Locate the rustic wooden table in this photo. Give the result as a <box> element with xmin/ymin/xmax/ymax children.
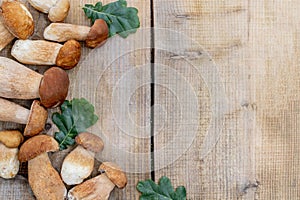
<box><xmin>1</xmin><ymin>0</ymin><xmax>300</xmax><ymax>199</ymax></box>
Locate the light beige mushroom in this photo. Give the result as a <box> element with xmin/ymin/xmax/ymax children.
<box><xmin>0</xmin><ymin>99</ymin><xmax>47</xmax><ymax>137</ymax></box>
<box><xmin>28</xmin><ymin>0</ymin><xmax>70</xmax><ymax>22</ymax></box>
<box><xmin>11</xmin><ymin>39</ymin><xmax>81</xmax><ymax>70</ymax></box>
<box><xmin>67</xmin><ymin>162</ymin><xmax>127</xmax><ymax>200</ymax></box>
<box><xmin>0</xmin><ymin>131</ymin><xmax>23</xmax><ymax>179</ymax></box>
<box><xmin>61</xmin><ymin>132</ymin><xmax>104</xmax><ymax>185</ymax></box>
<box><xmin>44</xmin><ymin>19</ymin><xmax>109</xmax><ymax>48</ymax></box>
<box><xmin>0</xmin><ymin>57</ymin><xmax>69</xmax><ymax>108</ymax></box>
<box><xmin>18</xmin><ymin>135</ymin><xmax>67</xmax><ymax>200</ymax></box>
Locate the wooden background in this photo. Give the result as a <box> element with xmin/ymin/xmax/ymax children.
<box><xmin>1</xmin><ymin>0</ymin><xmax>300</xmax><ymax>199</ymax></box>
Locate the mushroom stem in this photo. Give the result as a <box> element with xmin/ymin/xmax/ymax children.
<box><xmin>0</xmin><ymin>20</ymin><xmax>14</xmax><ymax>52</ymax></box>
<box><xmin>67</xmin><ymin>174</ymin><xmax>115</xmax><ymax>200</ymax></box>
<box><xmin>44</xmin><ymin>23</ymin><xmax>91</xmax><ymax>42</ymax></box>
<box><xmin>28</xmin><ymin>152</ymin><xmax>67</xmax><ymax>200</ymax></box>
<box><xmin>0</xmin><ymin>98</ymin><xmax>30</xmax><ymax>124</ymax></box>
<box><xmin>0</xmin><ymin>143</ymin><xmax>19</xmax><ymax>179</ymax></box>
<box><xmin>0</xmin><ymin>57</ymin><xmax>42</xmax><ymax>99</ymax></box>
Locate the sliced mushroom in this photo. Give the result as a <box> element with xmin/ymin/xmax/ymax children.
<box><xmin>18</xmin><ymin>135</ymin><xmax>67</xmax><ymax>200</ymax></box>
<box><xmin>28</xmin><ymin>0</ymin><xmax>70</xmax><ymax>22</ymax></box>
<box><xmin>0</xmin><ymin>57</ymin><xmax>69</xmax><ymax>108</ymax></box>
<box><xmin>0</xmin><ymin>143</ymin><xmax>19</xmax><ymax>179</ymax></box>
<box><xmin>67</xmin><ymin>162</ymin><xmax>127</xmax><ymax>200</ymax></box>
<box><xmin>0</xmin><ymin>1</ymin><xmax>34</xmax><ymax>39</ymax></box>
<box><xmin>61</xmin><ymin>132</ymin><xmax>104</xmax><ymax>185</ymax></box>
<box><xmin>11</xmin><ymin>39</ymin><xmax>81</xmax><ymax>70</ymax></box>
<box><xmin>0</xmin><ymin>98</ymin><xmax>47</xmax><ymax>137</ymax></box>
<box><xmin>44</xmin><ymin>19</ymin><xmax>109</xmax><ymax>48</ymax></box>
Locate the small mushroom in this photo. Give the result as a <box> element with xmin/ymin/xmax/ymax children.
<box><xmin>67</xmin><ymin>162</ymin><xmax>127</xmax><ymax>200</ymax></box>
<box><xmin>0</xmin><ymin>1</ymin><xmax>34</xmax><ymax>39</ymax></box>
<box><xmin>0</xmin><ymin>57</ymin><xmax>69</xmax><ymax>108</ymax></box>
<box><xmin>0</xmin><ymin>98</ymin><xmax>47</xmax><ymax>137</ymax></box>
<box><xmin>0</xmin><ymin>130</ymin><xmax>23</xmax><ymax>179</ymax></box>
<box><xmin>61</xmin><ymin>132</ymin><xmax>104</xmax><ymax>185</ymax></box>
<box><xmin>11</xmin><ymin>39</ymin><xmax>81</xmax><ymax>70</ymax></box>
<box><xmin>18</xmin><ymin>135</ymin><xmax>67</xmax><ymax>200</ymax></box>
<box><xmin>28</xmin><ymin>0</ymin><xmax>70</xmax><ymax>22</ymax></box>
<box><xmin>44</xmin><ymin>19</ymin><xmax>109</xmax><ymax>48</ymax></box>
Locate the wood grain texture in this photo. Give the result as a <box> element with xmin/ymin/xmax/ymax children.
<box><xmin>153</xmin><ymin>0</ymin><xmax>300</xmax><ymax>199</ymax></box>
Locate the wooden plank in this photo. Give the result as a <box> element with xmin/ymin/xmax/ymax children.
<box><xmin>153</xmin><ymin>0</ymin><xmax>300</xmax><ymax>199</ymax></box>
<box><xmin>0</xmin><ymin>0</ymin><xmax>151</xmax><ymax>199</ymax></box>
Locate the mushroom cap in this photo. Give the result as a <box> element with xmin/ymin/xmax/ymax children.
<box><xmin>98</xmin><ymin>162</ymin><xmax>127</xmax><ymax>189</ymax></box>
<box><xmin>56</xmin><ymin>39</ymin><xmax>81</xmax><ymax>70</ymax></box>
<box><xmin>0</xmin><ymin>130</ymin><xmax>24</xmax><ymax>148</ymax></box>
<box><xmin>85</xmin><ymin>19</ymin><xmax>109</xmax><ymax>48</ymax></box>
<box><xmin>23</xmin><ymin>100</ymin><xmax>48</xmax><ymax>137</ymax></box>
<box><xmin>18</xmin><ymin>135</ymin><xmax>59</xmax><ymax>162</ymax></box>
<box><xmin>1</xmin><ymin>1</ymin><xmax>34</xmax><ymax>39</ymax></box>
<box><xmin>75</xmin><ymin>132</ymin><xmax>104</xmax><ymax>153</ymax></box>
<box><xmin>39</xmin><ymin>67</ymin><xmax>69</xmax><ymax>108</ymax></box>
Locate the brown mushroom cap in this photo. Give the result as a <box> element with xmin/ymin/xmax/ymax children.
<box><xmin>23</xmin><ymin>100</ymin><xmax>48</xmax><ymax>137</ymax></box>
<box><xmin>99</xmin><ymin>162</ymin><xmax>127</xmax><ymax>189</ymax></box>
<box><xmin>18</xmin><ymin>135</ymin><xmax>59</xmax><ymax>162</ymax></box>
<box><xmin>85</xmin><ymin>19</ymin><xmax>109</xmax><ymax>48</ymax></box>
<box><xmin>1</xmin><ymin>1</ymin><xmax>34</xmax><ymax>39</ymax></box>
<box><xmin>39</xmin><ymin>67</ymin><xmax>69</xmax><ymax>108</ymax></box>
<box><xmin>0</xmin><ymin>130</ymin><xmax>24</xmax><ymax>148</ymax></box>
<box><xmin>75</xmin><ymin>132</ymin><xmax>104</xmax><ymax>153</ymax></box>
<box><xmin>56</xmin><ymin>39</ymin><xmax>81</xmax><ymax>70</ymax></box>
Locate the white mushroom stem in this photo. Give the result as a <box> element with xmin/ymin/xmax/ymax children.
<box><xmin>0</xmin><ymin>98</ymin><xmax>30</xmax><ymax>124</ymax></box>
<box><xmin>28</xmin><ymin>0</ymin><xmax>58</xmax><ymax>13</ymax></box>
<box><xmin>0</xmin><ymin>143</ymin><xmax>19</xmax><ymax>179</ymax></box>
<box><xmin>61</xmin><ymin>145</ymin><xmax>95</xmax><ymax>185</ymax></box>
<box><xmin>44</xmin><ymin>23</ymin><xmax>91</xmax><ymax>42</ymax></box>
<box><xmin>67</xmin><ymin>174</ymin><xmax>115</xmax><ymax>200</ymax></box>
<box><xmin>0</xmin><ymin>57</ymin><xmax>43</xmax><ymax>99</ymax></box>
<box><xmin>28</xmin><ymin>153</ymin><xmax>67</xmax><ymax>200</ymax></box>
<box><xmin>11</xmin><ymin>40</ymin><xmax>62</xmax><ymax>65</ymax></box>
<box><xmin>0</xmin><ymin>21</ymin><xmax>14</xmax><ymax>52</ymax></box>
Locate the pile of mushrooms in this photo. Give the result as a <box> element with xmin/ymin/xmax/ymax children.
<box><xmin>0</xmin><ymin>0</ymin><xmax>128</xmax><ymax>199</ymax></box>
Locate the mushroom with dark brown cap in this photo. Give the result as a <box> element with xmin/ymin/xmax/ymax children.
<box><xmin>11</xmin><ymin>39</ymin><xmax>81</xmax><ymax>70</ymax></box>
<box><xmin>44</xmin><ymin>19</ymin><xmax>109</xmax><ymax>48</ymax></box>
<box><xmin>0</xmin><ymin>98</ymin><xmax>47</xmax><ymax>137</ymax></box>
<box><xmin>0</xmin><ymin>130</ymin><xmax>23</xmax><ymax>179</ymax></box>
<box><xmin>18</xmin><ymin>135</ymin><xmax>67</xmax><ymax>200</ymax></box>
<box><xmin>61</xmin><ymin>132</ymin><xmax>104</xmax><ymax>185</ymax></box>
<box><xmin>0</xmin><ymin>1</ymin><xmax>34</xmax><ymax>40</ymax></box>
<box><xmin>0</xmin><ymin>57</ymin><xmax>69</xmax><ymax>108</ymax></box>
<box><xmin>67</xmin><ymin>162</ymin><xmax>127</xmax><ymax>200</ymax></box>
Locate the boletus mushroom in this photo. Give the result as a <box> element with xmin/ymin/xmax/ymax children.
<box><xmin>11</xmin><ymin>39</ymin><xmax>81</xmax><ymax>70</ymax></box>
<box><xmin>0</xmin><ymin>130</ymin><xmax>23</xmax><ymax>179</ymax></box>
<box><xmin>67</xmin><ymin>162</ymin><xmax>127</xmax><ymax>200</ymax></box>
<box><xmin>44</xmin><ymin>19</ymin><xmax>109</xmax><ymax>48</ymax></box>
<box><xmin>0</xmin><ymin>98</ymin><xmax>47</xmax><ymax>137</ymax></box>
<box><xmin>18</xmin><ymin>135</ymin><xmax>67</xmax><ymax>200</ymax></box>
<box><xmin>0</xmin><ymin>57</ymin><xmax>69</xmax><ymax>108</ymax></box>
<box><xmin>28</xmin><ymin>0</ymin><xmax>70</xmax><ymax>22</ymax></box>
<box><xmin>61</xmin><ymin>132</ymin><xmax>104</xmax><ymax>185</ymax></box>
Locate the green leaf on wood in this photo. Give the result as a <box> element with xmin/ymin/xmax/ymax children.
<box><xmin>52</xmin><ymin>98</ymin><xmax>98</xmax><ymax>150</ymax></box>
<box><xmin>137</xmin><ymin>176</ymin><xmax>187</xmax><ymax>200</ymax></box>
<box><xmin>83</xmin><ymin>0</ymin><xmax>140</xmax><ymax>38</ymax></box>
